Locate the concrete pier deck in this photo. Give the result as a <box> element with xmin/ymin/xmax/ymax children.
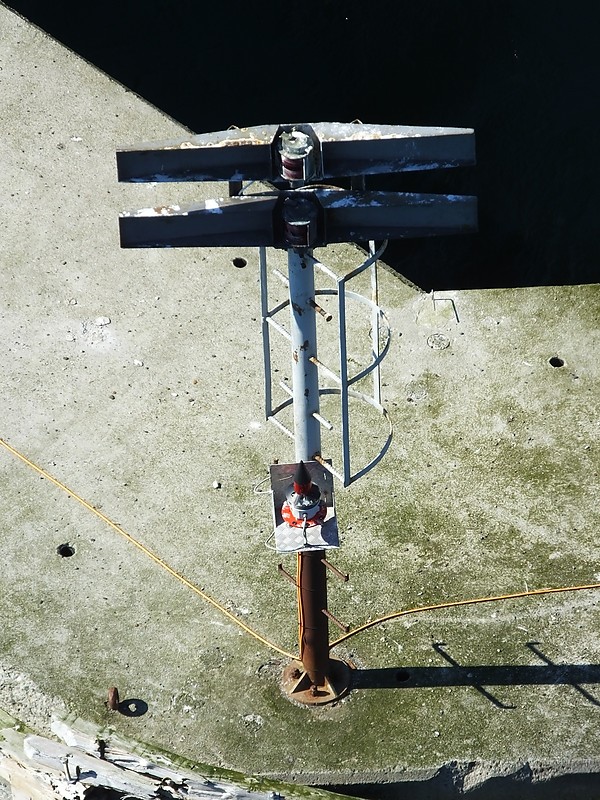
<box><xmin>2</xmin><ymin>5</ymin><xmax>600</xmax><ymax>797</ymax></box>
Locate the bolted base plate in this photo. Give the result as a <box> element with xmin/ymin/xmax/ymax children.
<box><xmin>281</xmin><ymin>658</ymin><xmax>352</xmax><ymax>706</ymax></box>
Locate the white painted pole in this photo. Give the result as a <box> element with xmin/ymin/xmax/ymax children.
<box><xmin>287</xmin><ymin>248</ymin><xmax>321</xmax><ymax>462</ymax></box>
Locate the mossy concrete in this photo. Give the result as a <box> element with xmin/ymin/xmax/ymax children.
<box><xmin>2</xmin><ymin>4</ymin><xmax>600</xmax><ymax>797</ymax></box>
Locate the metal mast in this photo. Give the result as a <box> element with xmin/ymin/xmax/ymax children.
<box><xmin>117</xmin><ymin>120</ymin><xmax>477</xmax><ymax>704</ymax></box>
<box><xmin>288</xmin><ymin>235</ymin><xmax>330</xmax><ymax>694</ymax></box>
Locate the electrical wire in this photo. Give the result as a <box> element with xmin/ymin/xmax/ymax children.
<box><xmin>329</xmin><ymin>582</ymin><xmax>600</xmax><ymax>651</ymax></box>
<box><xmin>0</xmin><ymin>437</ymin><xmax>295</xmax><ymax>661</ymax></box>
<box><xmin>252</xmin><ymin>474</ymin><xmax>271</xmax><ymax>495</ymax></box>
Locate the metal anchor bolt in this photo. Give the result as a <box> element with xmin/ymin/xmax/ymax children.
<box><xmin>107</xmin><ymin>686</ymin><xmax>120</xmax><ymax>711</ymax></box>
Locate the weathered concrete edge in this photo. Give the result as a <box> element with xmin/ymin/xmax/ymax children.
<box><xmin>266</xmin><ymin>758</ymin><xmax>600</xmax><ymax>797</ymax></box>
<box><xmin>0</xmin><ymin>707</ymin><xmax>357</xmax><ymax>800</ymax></box>
<box><xmin>0</xmin><ymin>1</ymin><xmax>198</xmax><ymax>138</ymax></box>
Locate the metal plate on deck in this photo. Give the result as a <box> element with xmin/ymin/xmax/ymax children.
<box><xmin>274</xmin><ymin>516</ymin><xmax>339</xmax><ymax>554</ymax></box>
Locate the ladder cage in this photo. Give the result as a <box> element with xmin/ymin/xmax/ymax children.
<box><xmin>259</xmin><ymin>242</ymin><xmax>393</xmax><ymax>487</ymax></box>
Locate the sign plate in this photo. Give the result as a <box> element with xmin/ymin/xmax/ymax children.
<box><xmin>269</xmin><ymin>461</ymin><xmax>339</xmax><ymax>554</ymax></box>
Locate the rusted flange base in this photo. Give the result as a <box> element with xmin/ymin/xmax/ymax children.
<box><xmin>282</xmin><ymin>658</ymin><xmax>352</xmax><ymax>705</ymax></box>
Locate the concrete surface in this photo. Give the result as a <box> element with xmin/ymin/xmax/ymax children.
<box><xmin>2</xmin><ymin>5</ymin><xmax>600</xmax><ymax>798</ymax></box>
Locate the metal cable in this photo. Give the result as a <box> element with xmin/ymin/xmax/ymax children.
<box><xmin>0</xmin><ymin>437</ymin><xmax>295</xmax><ymax>660</ymax></box>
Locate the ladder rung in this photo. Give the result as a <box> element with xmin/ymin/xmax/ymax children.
<box><xmin>265</xmin><ymin>315</ymin><xmax>291</xmax><ymax>341</ymax></box>
<box><xmin>309</xmin><ymin>356</ymin><xmax>341</xmax><ymax>386</ymax></box>
<box><xmin>267</xmin><ymin>416</ymin><xmax>295</xmax><ymax>440</ymax></box>
<box><xmin>272</xmin><ymin>268</ymin><xmax>289</xmax><ymax>286</ymax></box>
<box><xmin>312</xmin><ymin>412</ymin><xmax>333</xmax><ymax>431</ymax></box>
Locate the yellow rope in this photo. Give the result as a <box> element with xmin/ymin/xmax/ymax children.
<box><xmin>329</xmin><ymin>582</ymin><xmax>600</xmax><ymax>651</ymax></box>
<box><xmin>0</xmin><ymin>437</ymin><xmax>295</xmax><ymax>660</ymax></box>
<box><xmin>3</xmin><ymin>435</ymin><xmax>600</xmax><ymax>665</ymax></box>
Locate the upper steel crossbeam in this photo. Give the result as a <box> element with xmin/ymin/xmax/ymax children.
<box><xmin>117</xmin><ymin>121</ymin><xmax>475</xmax><ymax>184</ymax></box>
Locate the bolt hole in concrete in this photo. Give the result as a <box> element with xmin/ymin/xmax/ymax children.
<box><xmin>232</xmin><ymin>257</ymin><xmax>247</xmax><ymax>268</ymax></box>
<box><xmin>56</xmin><ymin>543</ymin><xmax>75</xmax><ymax>557</ymax></box>
<box><xmin>395</xmin><ymin>670</ymin><xmax>411</xmax><ymax>683</ymax></box>
<box><xmin>549</xmin><ymin>356</ymin><xmax>565</xmax><ymax>368</ymax></box>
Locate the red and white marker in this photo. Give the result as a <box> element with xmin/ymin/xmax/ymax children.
<box><xmin>281</xmin><ymin>461</ymin><xmax>327</xmax><ymax>528</ymax></box>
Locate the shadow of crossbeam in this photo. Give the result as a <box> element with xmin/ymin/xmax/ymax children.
<box><xmin>354</xmin><ymin>664</ymin><xmax>600</xmax><ymax>691</ymax></box>
<box><xmin>432</xmin><ymin>641</ymin><xmax>515</xmax><ymax>708</ymax></box>
<box><xmin>353</xmin><ymin>642</ymin><xmax>600</xmax><ymax>708</ymax></box>
<box><xmin>354</xmin><ymin>664</ymin><xmax>600</xmax><ymax>689</ymax></box>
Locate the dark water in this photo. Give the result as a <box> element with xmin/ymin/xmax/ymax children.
<box><xmin>8</xmin><ymin>0</ymin><xmax>600</xmax><ymax>290</ymax></box>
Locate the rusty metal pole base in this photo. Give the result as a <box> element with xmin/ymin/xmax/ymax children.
<box><xmin>281</xmin><ymin>658</ymin><xmax>352</xmax><ymax>706</ymax></box>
